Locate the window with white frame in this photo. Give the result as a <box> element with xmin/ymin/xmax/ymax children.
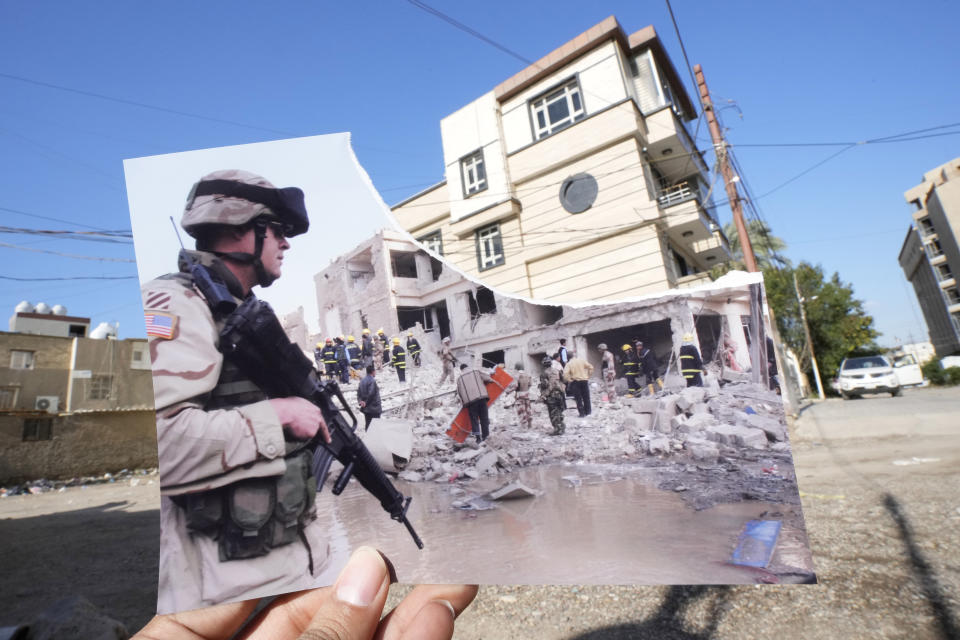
<box><xmin>530</xmin><ymin>78</ymin><xmax>585</xmax><ymax>140</ymax></box>
<box><xmin>418</xmin><ymin>230</ymin><xmax>443</xmax><ymax>256</ymax></box>
<box><xmin>88</xmin><ymin>374</ymin><xmax>113</xmax><ymax>400</ymax></box>
<box><xmin>10</xmin><ymin>350</ymin><xmax>35</xmax><ymax>370</ymax></box>
<box><xmin>0</xmin><ymin>386</ymin><xmax>18</xmax><ymax>409</ymax></box>
<box><xmin>460</xmin><ymin>150</ymin><xmax>487</xmax><ymax>196</ymax></box>
<box><xmin>476</xmin><ymin>223</ymin><xmax>504</xmax><ymax>271</ymax></box>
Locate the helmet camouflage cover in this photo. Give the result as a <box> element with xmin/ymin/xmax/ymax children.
<box><xmin>181</xmin><ymin>169</ymin><xmax>309</xmax><ymax>238</ymax></box>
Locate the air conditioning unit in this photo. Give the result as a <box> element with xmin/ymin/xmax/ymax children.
<box><xmin>35</xmin><ymin>396</ymin><xmax>59</xmax><ymax>413</ymax></box>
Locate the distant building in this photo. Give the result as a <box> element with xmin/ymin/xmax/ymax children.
<box><xmin>0</xmin><ymin>325</ymin><xmax>156</xmax><ymax>482</ymax></box>
<box><xmin>314</xmin><ymin>230</ymin><xmax>758</xmax><ymax>378</ymax></box>
<box><xmin>8</xmin><ymin>301</ymin><xmax>90</xmax><ymax>338</ymax></box>
<box><xmin>899</xmin><ymin>157</ymin><xmax>960</xmax><ymax>358</ymax></box>
<box><xmin>391</xmin><ymin>16</ymin><xmax>729</xmax><ymax>303</ymax></box>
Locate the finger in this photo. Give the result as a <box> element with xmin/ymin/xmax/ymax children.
<box><xmin>317</xmin><ymin>415</ymin><xmax>332</xmax><ymax>444</ymax></box>
<box><xmin>240</xmin><ymin>546</ymin><xmax>391</xmax><ymax>640</ymax></box>
<box><xmin>133</xmin><ymin>600</ymin><xmax>258</xmax><ymax>640</ymax></box>
<box><xmin>374</xmin><ymin>585</ymin><xmax>478</xmax><ymax>640</ymax></box>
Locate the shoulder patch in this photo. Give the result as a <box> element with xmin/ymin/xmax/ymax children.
<box><xmin>145</xmin><ymin>311</ymin><xmax>178</xmax><ymax>340</ymax></box>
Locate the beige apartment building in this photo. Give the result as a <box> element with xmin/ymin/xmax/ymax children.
<box><xmin>0</xmin><ymin>305</ymin><xmax>157</xmax><ymax>482</ymax></box>
<box><xmin>899</xmin><ymin>157</ymin><xmax>960</xmax><ymax>358</ymax></box>
<box><xmin>391</xmin><ymin>16</ymin><xmax>729</xmax><ymax>303</ymax></box>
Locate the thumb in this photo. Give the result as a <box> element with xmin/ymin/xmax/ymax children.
<box><xmin>298</xmin><ymin>547</ymin><xmax>391</xmax><ymax>640</ymax></box>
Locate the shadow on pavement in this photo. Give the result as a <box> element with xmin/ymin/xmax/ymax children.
<box><xmin>567</xmin><ymin>585</ymin><xmax>732</xmax><ymax>640</ymax></box>
<box><xmin>883</xmin><ymin>493</ymin><xmax>960</xmax><ymax>640</ymax></box>
<box><xmin>0</xmin><ymin>501</ymin><xmax>159</xmax><ymax>633</ymax></box>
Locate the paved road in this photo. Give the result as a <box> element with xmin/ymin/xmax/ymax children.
<box><xmin>441</xmin><ymin>386</ymin><xmax>960</xmax><ymax>639</ymax></box>
<box><xmin>1</xmin><ymin>386</ymin><xmax>957</xmax><ymax>638</ymax></box>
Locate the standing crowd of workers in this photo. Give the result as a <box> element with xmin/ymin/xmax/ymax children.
<box><xmin>313</xmin><ymin>328</ymin><xmax>422</xmax><ymax>385</ymax></box>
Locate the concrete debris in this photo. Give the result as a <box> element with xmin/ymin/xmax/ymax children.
<box><xmin>337</xmin><ymin>354</ymin><xmax>792</xmax><ymax>508</ymax></box>
<box><xmin>486</xmin><ymin>481</ymin><xmax>540</xmax><ymax>500</ymax></box>
<box><xmin>0</xmin><ymin>468</ymin><xmax>157</xmax><ymax>498</ymax></box>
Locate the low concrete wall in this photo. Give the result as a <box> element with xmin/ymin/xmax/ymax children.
<box><xmin>0</xmin><ymin>411</ymin><xmax>158</xmax><ymax>483</ymax></box>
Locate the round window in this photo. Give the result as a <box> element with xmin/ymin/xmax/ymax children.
<box><xmin>559</xmin><ymin>172</ymin><xmax>598</xmax><ymax>214</ymax></box>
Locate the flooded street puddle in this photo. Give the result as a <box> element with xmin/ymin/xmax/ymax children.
<box><xmin>314</xmin><ymin>462</ymin><xmax>792</xmax><ymax>585</ymax></box>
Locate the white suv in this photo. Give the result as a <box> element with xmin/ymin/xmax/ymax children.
<box><xmin>838</xmin><ymin>355</ymin><xmax>902</xmax><ymax>399</ymax></box>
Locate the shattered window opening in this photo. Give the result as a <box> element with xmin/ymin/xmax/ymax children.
<box><xmin>390</xmin><ymin>251</ymin><xmax>418</xmax><ymax>279</ymax></box>
<box><xmin>468</xmin><ymin>287</ymin><xmax>497</xmax><ymax>319</ymax></box>
<box><xmin>481</xmin><ymin>350</ymin><xmax>505</xmax><ymax>369</ymax></box>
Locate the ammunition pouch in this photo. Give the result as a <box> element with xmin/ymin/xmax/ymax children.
<box><xmin>175</xmin><ymin>450</ymin><xmax>317</xmax><ymax>562</ymax></box>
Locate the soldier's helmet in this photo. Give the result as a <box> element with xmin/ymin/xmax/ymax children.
<box><xmin>181</xmin><ymin>169</ymin><xmax>309</xmax><ymax>238</ymax></box>
<box><xmin>541</xmin><ymin>356</ymin><xmax>553</xmax><ymax>366</ymax></box>
<box><xmin>442</xmin><ymin>337</ymin><xmax>451</xmax><ymax>343</ymax></box>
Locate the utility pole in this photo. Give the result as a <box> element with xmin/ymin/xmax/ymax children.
<box><xmin>794</xmin><ymin>271</ymin><xmax>826</xmax><ymax>400</ymax></box>
<box><xmin>694</xmin><ymin>64</ymin><xmax>758</xmax><ymax>273</ymax></box>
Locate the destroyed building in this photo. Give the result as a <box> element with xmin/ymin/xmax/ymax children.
<box><xmin>313</xmin><ymin>230</ymin><xmax>767</xmax><ymax>380</ymax></box>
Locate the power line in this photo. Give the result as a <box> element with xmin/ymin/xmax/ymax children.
<box><xmin>0</xmin><ymin>225</ymin><xmax>132</xmax><ymax>243</ymax></box>
<box><xmin>0</xmin><ymin>205</ymin><xmax>126</xmax><ymax>233</ymax></box>
<box><xmin>0</xmin><ymin>275</ymin><xmax>137</xmax><ymax>281</ymax></box>
<box><xmin>404</xmin><ymin>0</ymin><xmax>532</xmax><ymax>65</ymax></box>
<box><xmin>0</xmin><ymin>71</ymin><xmax>299</xmax><ymax>136</ymax></box>
<box><xmin>0</xmin><ymin>242</ymin><xmax>136</xmax><ymax>262</ymax></box>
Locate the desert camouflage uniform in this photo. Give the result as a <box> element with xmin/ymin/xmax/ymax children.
<box><xmin>438</xmin><ymin>343</ymin><xmax>457</xmax><ymax>386</ymax></box>
<box><xmin>600</xmin><ymin>349</ymin><xmax>617</xmax><ymax>400</ymax></box>
<box><xmin>145</xmin><ymin>250</ymin><xmax>330</xmax><ymax>614</ymax></box>
<box><xmin>514</xmin><ymin>371</ymin><xmax>533</xmax><ymax>429</ymax></box>
<box><xmin>371</xmin><ymin>337</ymin><xmax>384</xmax><ymax>372</ymax></box>
<box><xmin>539</xmin><ymin>368</ymin><xmax>566</xmax><ymax>434</ymax></box>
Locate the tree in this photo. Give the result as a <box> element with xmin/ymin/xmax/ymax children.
<box><xmin>711</xmin><ymin>219</ymin><xmax>789</xmax><ymax>278</ymax></box>
<box><xmin>763</xmin><ymin>262</ymin><xmax>880</xmax><ymax>385</ymax></box>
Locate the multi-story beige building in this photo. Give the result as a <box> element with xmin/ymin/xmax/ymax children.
<box><xmin>0</xmin><ymin>318</ymin><xmax>157</xmax><ymax>482</ymax></box>
<box><xmin>391</xmin><ymin>16</ymin><xmax>729</xmax><ymax>303</ymax></box>
<box><xmin>314</xmin><ymin>230</ymin><xmax>757</xmax><ymax>379</ymax></box>
<box><xmin>899</xmin><ymin>157</ymin><xmax>960</xmax><ymax>358</ymax></box>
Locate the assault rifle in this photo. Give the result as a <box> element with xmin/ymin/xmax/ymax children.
<box><xmin>215</xmin><ymin>290</ymin><xmax>424</xmax><ymax>550</ymax></box>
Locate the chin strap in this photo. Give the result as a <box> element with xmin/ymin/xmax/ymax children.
<box><xmin>211</xmin><ymin>221</ymin><xmax>276</xmax><ymax>287</ymax></box>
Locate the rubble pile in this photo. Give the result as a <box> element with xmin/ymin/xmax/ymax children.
<box><xmin>367</xmin><ymin>358</ymin><xmax>795</xmax><ymax>510</ymax></box>
<box><xmin>0</xmin><ymin>468</ymin><xmax>157</xmax><ymax>498</ymax></box>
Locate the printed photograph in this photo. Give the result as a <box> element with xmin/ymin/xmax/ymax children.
<box><xmin>124</xmin><ymin>135</ymin><xmax>813</xmax><ymax>616</ymax></box>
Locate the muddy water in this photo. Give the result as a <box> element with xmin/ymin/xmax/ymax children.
<box><xmin>313</xmin><ymin>463</ymin><xmax>786</xmax><ymax>585</ymax></box>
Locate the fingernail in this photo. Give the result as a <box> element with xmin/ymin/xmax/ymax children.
<box><xmin>432</xmin><ymin>599</ymin><xmax>456</xmax><ymax>620</ymax></box>
<box><xmin>376</xmin><ymin>549</ymin><xmax>398</xmax><ymax>584</ymax></box>
<box><xmin>335</xmin><ymin>546</ymin><xmax>386</xmax><ymax>607</ymax></box>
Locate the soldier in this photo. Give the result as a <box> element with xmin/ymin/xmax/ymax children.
<box><xmin>377</xmin><ymin>328</ymin><xmax>390</xmax><ymax>366</ymax></box>
<box><xmin>142</xmin><ymin>169</ymin><xmax>331</xmax><ymax>613</ymax></box>
<box><xmin>637</xmin><ymin>341</ymin><xmax>664</xmax><ymax>395</ymax></box>
<box><xmin>320</xmin><ymin>337</ymin><xmax>338</xmax><ymax>381</ymax></box>
<box><xmin>360</xmin><ymin>328</ymin><xmax>374</xmax><ymax>368</ymax></box>
<box><xmin>679</xmin><ymin>333</ymin><xmax>704</xmax><ymax>387</ymax></box>
<box><xmin>371</xmin><ymin>329</ymin><xmax>384</xmax><ymax>372</ymax></box>
<box><xmin>621</xmin><ymin>344</ymin><xmax>640</xmax><ymax>396</ymax></box>
<box><xmin>512</xmin><ymin>362</ymin><xmax>533</xmax><ymax>429</ymax></box>
<box><xmin>438</xmin><ymin>336</ymin><xmax>457</xmax><ymax>386</ymax></box>
<box><xmin>406</xmin><ymin>331</ymin><xmax>422</xmax><ymax>367</ymax></box>
<box><xmin>538</xmin><ymin>356</ymin><xmax>566</xmax><ymax>435</ymax></box>
<box><xmin>391</xmin><ymin>337</ymin><xmax>406</xmax><ymax>383</ymax></box>
<box><xmin>598</xmin><ymin>343</ymin><xmax>617</xmax><ymax>401</ymax></box>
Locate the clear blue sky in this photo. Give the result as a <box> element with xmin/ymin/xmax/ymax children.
<box><xmin>2</xmin><ymin>1</ymin><xmax>957</xmax><ymax>346</ymax></box>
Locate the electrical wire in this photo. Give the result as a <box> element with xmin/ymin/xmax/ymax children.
<box><xmin>0</xmin><ymin>242</ymin><xmax>136</xmax><ymax>262</ymax></box>
<box><xmin>0</xmin><ymin>205</ymin><xmax>127</xmax><ymax>233</ymax></box>
<box><xmin>0</xmin><ymin>275</ymin><xmax>137</xmax><ymax>281</ymax></box>
<box><xmin>0</xmin><ymin>71</ymin><xmax>299</xmax><ymax>137</ymax></box>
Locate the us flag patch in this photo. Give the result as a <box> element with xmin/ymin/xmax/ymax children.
<box><xmin>145</xmin><ymin>312</ymin><xmax>177</xmax><ymax>339</ymax></box>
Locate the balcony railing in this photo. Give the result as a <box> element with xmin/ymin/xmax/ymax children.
<box><xmin>657</xmin><ymin>177</ymin><xmax>710</xmax><ymax>209</ymax></box>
